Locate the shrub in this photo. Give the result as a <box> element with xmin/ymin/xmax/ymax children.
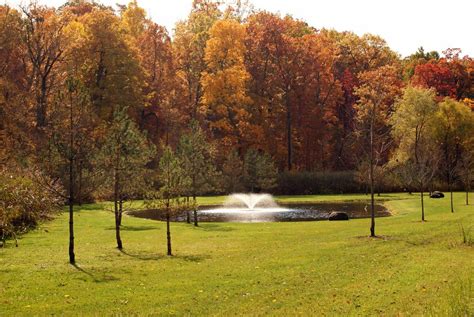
<box><xmin>275</xmin><ymin>171</ymin><xmax>364</xmax><ymax>195</ymax></box>
<box><xmin>0</xmin><ymin>169</ymin><xmax>61</xmax><ymax>246</ymax></box>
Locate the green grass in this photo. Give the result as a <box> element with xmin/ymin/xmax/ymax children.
<box><xmin>0</xmin><ymin>193</ymin><xmax>473</xmax><ymax>315</ymax></box>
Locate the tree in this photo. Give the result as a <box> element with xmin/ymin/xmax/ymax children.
<box><xmin>390</xmin><ymin>86</ymin><xmax>439</xmax><ymax>221</ymax></box>
<box><xmin>243</xmin><ymin>149</ymin><xmax>277</xmax><ymax>193</ymax></box>
<box><xmin>0</xmin><ymin>5</ymin><xmax>32</xmax><ymax>165</ymax></box>
<box><xmin>45</xmin><ymin>78</ymin><xmax>95</xmax><ymax>264</ymax></box>
<box><xmin>434</xmin><ymin>98</ymin><xmax>474</xmax><ymax>213</ymax></box>
<box><xmin>323</xmin><ymin>30</ymin><xmax>399</xmax><ymax>170</ymax></box>
<box><xmin>200</xmin><ymin>18</ymin><xmax>252</xmax><ymax>157</ymax></box>
<box><xmin>411</xmin><ymin>50</ymin><xmax>472</xmax><ymax>101</ymax></box>
<box><xmin>98</xmin><ymin>108</ymin><xmax>155</xmax><ymax>250</ymax></box>
<box><xmin>354</xmin><ymin>65</ymin><xmax>401</xmax><ymax>236</ymax></box>
<box><xmin>221</xmin><ymin>151</ymin><xmax>244</xmax><ymax>193</ymax></box>
<box><xmin>177</xmin><ymin>120</ymin><xmax>217</xmax><ymax>226</ymax></box>
<box><xmin>156</xmin><ymin>146</ymin><xmax>188</xmax><ymax>256</ymax></box>
<box><xmin>21</xmin><ymin>3</ymin><xmax>66</xmax><ymax>128</ymax></box>
<box><xmin>174</xmin><ymin>0</ymin><xmax>221</xmax><ymax>120</ymax></box>
<box><xmin>73</xmin><ymin>8</ymin><xmax>145</xmax><ymax>120</ymax></box>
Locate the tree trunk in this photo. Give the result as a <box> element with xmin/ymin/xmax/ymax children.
<box><xmin>68</xmin><ymin>95</ymin><xmax>75</xmax><ymax>265</ymax></box>
<box><xmin>450</xmin><ymin>186</ymin><xmax>454</xmax><ymax>213</ymax></box>
<box><xmin>420</xmin><ymin>189</ymin><xmax>425</xmax><ymax>222</ymax></box>
<box><xmin>186</xmin><ymin>196</ymin><xmax>191</xmax><ymax>224</ymax></box>
<box><xmin>193</xmin><ymin>195</ymin><xmax>198</xmax><ymax>227</ymax></box>
<box><xmin>286</xmin><ymin>94</ymin><xmax>292</xmax><ymax>171</ymax></box>
<box><xmin>118</xmin><ymin>199</ymin><xmax>123</xmax><ymax>226</ymax></box>
<box><xmin>68</xmin><ymin>195</ymin><xmax>75</xmax><ymax>264</ymax></box>
<box><xmin>369</xmin><ymin>113</ymin><xmax>375</xmax><ymax>237</ymax></box>
<box><xmin>114</xmin><ymin>169</ymin><xmax>123</xmax><ymax>250</ymax></box>
<box><xmin>466</xmin><ymin>172</ymin><xmax>470</xmax><ymax>205</ymax></box>
<box><xmin>166</xmin><ymin>212</ymin><xmax>172</xmax><ymax>256</ymax></box>
<box><xmin>78</xmin><ymin>159</ymin><xmax>83</xmax><ymax>206</ymax></box>
<box><xmin>448</xmin><ymin>177</ymin><xmax>454</xmax><ymax>213</ymax></box>
<box><xmin>36</xmin><ymin>78</ymin><xmax>47</xmax><ymax>127</ymax></box>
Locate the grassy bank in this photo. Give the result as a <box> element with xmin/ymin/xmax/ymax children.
<box><xmin>0</xmin><ymin>193</ymin><xmax>473</xmax><ymax>315</ymax></box>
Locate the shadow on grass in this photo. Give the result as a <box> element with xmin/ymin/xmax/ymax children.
<box><xmin>74</xmin><ymin>204</ymin><xmax>104</xmax><ymax>211</ymax></box>
<box><xmin>72</xmin><ymin>264</ymin><xmax>119</xmax><ymax>283</ymax></box>
<box><xmin>105</xmin><ymin>225</ymin><xmax>158</xmax><ymax>231</ymax></box>
<box><xmin>119</xmin><ymin>249</ymin><xmax>210</xmax><ymax>262</ymax></box>
<box><xmin>198</xmin><ymin>223</ymin><xmax>235</xmax><ymax>232</ymax></box>
<box><xmin>119</xmin><ymin>249</ymin><xmax>166</xmax><ymax>261</ymax></box>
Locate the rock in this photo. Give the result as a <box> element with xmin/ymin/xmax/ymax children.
<box><xmin>328</xmin><ymin>212</ymin><xmax>349</xmax><ymax>221</ymax></box>
<box><xmin>430</xmin><ymin>191</ymin><xmax>445</xmax><ymax>199</ymax></box>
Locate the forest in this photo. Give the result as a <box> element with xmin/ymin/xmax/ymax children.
<box><xmin>1</xmin><ymin>0</ymin><xmax>473</xmax><ymax>245</ymax></box>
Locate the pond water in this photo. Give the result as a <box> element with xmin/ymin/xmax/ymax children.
<box><xmin>127</xmin><ymin>202</ymin><xmax>390</xmax><ymax>223</ymax></box>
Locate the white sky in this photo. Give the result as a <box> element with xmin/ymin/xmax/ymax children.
<box><xmin>5</xmin><ymin>0</ymin><xmax>474</xmax><ymax>57</ymax></box>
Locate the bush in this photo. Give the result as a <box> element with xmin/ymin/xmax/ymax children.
<box><xmin>0</xmin><ymin>169</ymin><xmax>61</xmax><ymax>246</ymax></box>
<box><xmin>275</xmin><ymin>171</ymin><xmax>364</xmax><ymax>195</ymax></box>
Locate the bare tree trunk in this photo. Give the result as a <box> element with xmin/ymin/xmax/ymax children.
<box><xmin>114</xmin><ymin>169</ymin><xmax>123</xmax><ymax>250</ymax></box>
<box><xmin>118</xmin><ymin>198</ymin><xmax>123</xmax><ymax>226</ymax></box>
<box><xmin>466</xmin><ymin>172</ymin><xmax>470</xmax><ymax>205</ymax></box>
<box><xmin>369</xmin><ymin>113</ymin><xmax>375</xmax><ymax>237</ymax></box>
<box><xmin>450</xmin><ymin>187</ymin><xmax>454</xmax><ymax>213</ymax></box>
<box><xmin>78</xmin><ymin>159</ymin><xmax>83</xmax><ymax>206</ymax></box>
<box><xmin>449</xmin><ymin>178</ymin><xmax>454</xmax><ymax>213</ymax></box>
<box><xmin>420</xmin><ymin>189</ymin><xmax>425</xmax><ymax>222</ymax></box>
<box><xmin>286</xmin><ymin>93</ymin><xmax>292</xmax><ymax>171</ymax></box>
<box><xmin>68</xmin><ymin>95</ymin><xmax>75</xmax><ymax>265</ymax></box>
<box><xmin>186</xmin><ymin>196</ymin><xmax>191</xmax><ymax>224</ymax></box>
<box><xmin>68</xmin><ymin>193</ymin><xmax>75</xmax><ymax>264</ymax></box>
<box><xmin>166</xmin><ymin>211</ymin><xmax>172</xmax><ymax>256</ymax></box>
<box><xmin>193</xmin><ymin>195</ymin><xmax>198</xmax><ymax>227</ymax></box>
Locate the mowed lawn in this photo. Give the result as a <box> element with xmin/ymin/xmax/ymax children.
<box><xmin>0</xmin><ymin>193</ymin><xmax>473</xmax><ymax>316</ymax></box>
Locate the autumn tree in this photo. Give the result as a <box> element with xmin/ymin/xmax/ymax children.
<box><xmin>390</xmin><ymin>86</ymin><xmax>439</xmax><ymax>221</ymax></box>
<box><xmin>244</xmin><ymin>12</ymin><xmax>314</xmax><ymax>170</ymax></box>
<box><xmin>354</xmin><ymin>65</ymin><xmax>401</xmax><ymax>236</ymax></box>
<box><xmin>21</xmin><ymin>3</ymin><xmax>66</xmax><ymax>128</ymax></box>
<box><xmin>434</xmin><ymin>98</ymin><xmax>474</xmax><ymax>213</ymax></box>
<box><xmin>201</xmin><ymin>18</ymin><xmax>252</xmax><ymax>157</ymax></box>
<box><xmin>323</xmin><ymin>30</ymin><xmax>399</xmax><ymax>169</ymax></box>
<box><xmin>98</xmin><ymin>108</ymin><xmax>155</xmax><ymax>250</ymax></box>
<box><xmin>0</xmin><ymin>5</ymin><xmax>31</xmax><ymax>165</ymax></box>
<box><xmin>412</xmin><ymin>49</ymin><xmax>472</xmax><ymax>101</ymax></box>
<box><xmin>72</xmin><ymin>8</ymin><xmax>145</xmax><ymax>120</ymax></box>
<box><xmin>177</xmin><ymin>120</ymin><xmax>217</xmax><ymax>226</ymax></box>
<box><xmin>174</xmin><ymin>0</ymin><xmax>221</xmax><ymax>120</ymax></box>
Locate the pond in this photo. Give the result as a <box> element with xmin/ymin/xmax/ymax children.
<box><xmin>127</xmin><ymin>202</ymin><xmax>390</xmax><ymax>223</ymax></box>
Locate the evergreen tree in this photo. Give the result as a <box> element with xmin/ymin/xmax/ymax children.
<box><xmin>243</xmin><ymin>149</ymin><xmax>277</xmax><ymax>193</ymax></box>
<box><xmin>98</xmin><ymin>108</ymin><xmax>155</xmax><ymax>250</ymax></box>
<box><xmin>177</xmin><ymin>121</ymin><xmax>217</xmax><ymax>226</ymax></box>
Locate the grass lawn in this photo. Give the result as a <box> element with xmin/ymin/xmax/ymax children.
<box><xmin>0</xmin><ymin>193</ymin><xmax>473</xmax><ymax>315</ymax></box>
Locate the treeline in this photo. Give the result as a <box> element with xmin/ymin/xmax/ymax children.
<box><xmin>1</xmin><ymin>1</ymin><xmax>474</xmax><ymax>246</ymax></box>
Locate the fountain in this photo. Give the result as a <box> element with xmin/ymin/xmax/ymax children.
<box><xmin>198</xmin><ymin>193</ymin><xmax>291</xmax><ymax>222</ymax></box>
<box><xmin>223</xmin><ymin>193</ymin><xmax>280</xmax><ymax>209</ymax></box>
<box><xmin>128</xmin><ymin>193</ymin><xmax>391</xmax><ymax>222</ymax></box>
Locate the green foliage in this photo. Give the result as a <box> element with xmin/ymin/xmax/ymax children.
<box><xmin>243</xmin><ymin>149</ymin><xmax>277</xmax><ymax>192</ymax></box>
<box><xmin>97</xmin><ymin>108</ymin><xmax>155</xmax><ymax>199</ymax></box>
<box><xmin>158</xmin><ymin>146</ymin><xmax>189</xmax><ymax>201</ymax></box>
<box><xmin>177</xmin><ymin>121</ymin><xmax>217</xmax><ymax>197</ymax></box>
